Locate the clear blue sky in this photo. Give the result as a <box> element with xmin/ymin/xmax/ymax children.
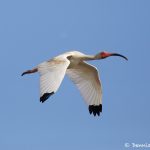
<box><xmin>0</xmin><ymin>0</ymin><xmax>150</xmax><ymax>150</ymax></box>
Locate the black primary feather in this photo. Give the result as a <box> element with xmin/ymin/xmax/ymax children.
<box><xmin>40</xmin><ymin>92</ymin><xmax>54</xmax><ymax>103</ymax></box>
<box><xmin>88</xmin><ymin>104</ymin><xmax>102</xmax><ymax>116</ymax></box>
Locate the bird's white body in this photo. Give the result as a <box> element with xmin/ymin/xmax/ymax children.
<box><xmin>38</xmin><ymin>51</ymin><xmax>102</xmax><ymax>99</ymax></box>
<box><xmin>37</xmin><ymin>51</ymin><xmax>102</xmax><ymax>116</ymax></box>
<box><xmin>22</xmin><ymin>50</ymin><xmax>127</xmax><ymax>116</ymax></box>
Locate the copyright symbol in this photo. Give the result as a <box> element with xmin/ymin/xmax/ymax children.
<box><xmin>125</xmin><ymin>143</ymin><xmax>130</xmax><ymax>148</ymax></box>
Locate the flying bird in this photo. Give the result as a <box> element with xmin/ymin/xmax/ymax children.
<box><xmin>22</xmin><ymin>51</ymin><xmax>127</xmax><ymax>116</ymax></box>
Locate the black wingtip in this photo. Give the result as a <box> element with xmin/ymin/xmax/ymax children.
<box><xmin>89</xmin><ymin>104</ymin><xmax>102</xmax><ymax>116</ymax></box>
<box><xmin>40</xmin><ymin>92</ymin><xmax>54</xmax><ymax>103</ymax></box>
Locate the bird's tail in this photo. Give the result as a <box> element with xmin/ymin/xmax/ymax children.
<box><xmin>21</xmin><ymin>68</ymin><xmax>38</xmax><ymax>76</ymax></box>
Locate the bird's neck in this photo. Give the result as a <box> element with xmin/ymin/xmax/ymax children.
<box><xmin>82</xmin><ymin>54</ymin><xmax>99</xmax><ymax>61</ymax></box>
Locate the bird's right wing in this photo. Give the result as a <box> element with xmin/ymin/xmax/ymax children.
<box><xmin>66</xmin><ymin>62</ymin><xmax>102</xmax><ymax>116</ymax></box>
<box><xmin>38</xmin><ymin>57</ymin><xmax>70</xmax><ymax>103</ymax></box>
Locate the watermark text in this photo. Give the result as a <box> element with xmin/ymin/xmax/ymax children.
<box><xmin>124</xmin><ymin>143</ymin><xmax>150</xmax><ymax>148</ymax></box>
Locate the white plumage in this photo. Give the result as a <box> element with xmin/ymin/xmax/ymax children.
<box><xmin>38</xmin><ymin>58</ymin><xmax>70</xmax><ymax>97</ymax></box>
<box><xmin>66</xmin><ymin>62</ymin><xmax>102</xmax><ymax>106</ymax></box>
<box><xmin>22</xmin><ymin>50</ymin><xmax>127</xmax><ymax>116</ymax></box>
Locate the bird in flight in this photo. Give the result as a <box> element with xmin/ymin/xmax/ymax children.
<box><xmin>22</xmin><ymin>51</ymin><xmax>127</xmax><ymax>116</ymax></box>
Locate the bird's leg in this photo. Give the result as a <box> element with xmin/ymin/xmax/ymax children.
<box><xmin>21</xmin><ymin>68</ymin><xmax>38</xmax><ymax>76</ymax></box>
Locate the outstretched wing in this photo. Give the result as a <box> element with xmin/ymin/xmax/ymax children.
<box><xmin>38</xmin><ymin>57</ymin><xmax>70</xmax><ymax>103</ymax></box>
<box><xmin>66</xmin><ymin>62</ymin><xmax>102</xmax><ymax>116</ymax></box>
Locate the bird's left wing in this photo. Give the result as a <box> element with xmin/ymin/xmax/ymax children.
<box><xmin>66</xmin><ymin>62</ymin><xmax>102</xmax><ymax>116</ymax></box>
<box><xmin>38</xmin><ymin>57</ymin><xmax>70</xmax><ymax>103</ymax></box>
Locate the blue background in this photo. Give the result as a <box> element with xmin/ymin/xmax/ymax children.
<box><xmin>0</xmin><ymin>0</ymin><xmax>150</xmax><ymax>149</ymax></box>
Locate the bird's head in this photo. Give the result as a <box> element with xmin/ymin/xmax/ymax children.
<box><xmin>96</xmin><ymin>51</ymin><xmax>128</xmax><ymax>60</ymax></box>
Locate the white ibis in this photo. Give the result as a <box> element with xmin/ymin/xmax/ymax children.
<box><xmin>22</xmin><ymin>51</ymin><xmax>127</xmax><ymax>116</ymax></box>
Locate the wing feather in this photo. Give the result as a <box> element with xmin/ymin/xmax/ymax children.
<box><xmin>67</xmin><ymin>62</ymin><xmax>102</xmax><ymax>116</ymax></box>
<box><xmin>38</xmin><ymin>57</ymin><xmax>70</xmax><ymax>102</ymax></box>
